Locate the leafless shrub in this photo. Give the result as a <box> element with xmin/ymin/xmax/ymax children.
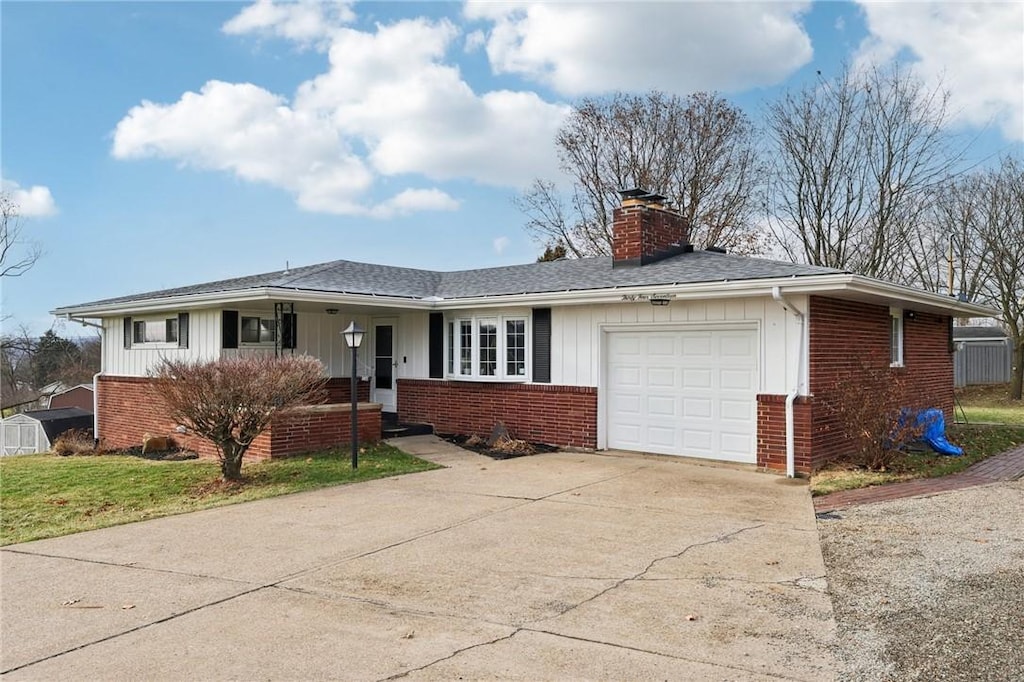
<box><xmin>151</xmin><ymin>355</ymin><xmax>326</xmax><ymax>481</ymax></box>
<box><xmin>52</xmin><ymin>428</ymin><xmax>95</xmax><ymax>457</ymax></box>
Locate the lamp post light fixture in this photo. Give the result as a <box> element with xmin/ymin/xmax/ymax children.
<box><xmin>342</xmin><ymin>321</ymin><xmax>364</xmax><ymax>469</ymax></box>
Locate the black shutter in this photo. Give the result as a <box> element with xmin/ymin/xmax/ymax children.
<box><xmin>178</xmin><ymin>312</ymin><xmax>190</xmax><ymax>349</ymax></box>
<box><xmin>428</xmin><ymin>312</ymin><xmax>444</xmax><ymax>378</ymax></box>
<box><xmin>281</xmin><ymin>312</ymin><xmax>297</xmax><ymax>349</ymax></box>
<box><xmin>532</xmin><ymin>308</ymin><xmax>551</xmax><ymax>383</ymax></box>
<box><xmin>222</xmin><ymin>310</ymin><xmax>239</xmax><ymax>349</ymax></box>
<box><xmin>123</xmin><ymin>317</ymin><xmax>132</xmax><ymax>349</ymax></box>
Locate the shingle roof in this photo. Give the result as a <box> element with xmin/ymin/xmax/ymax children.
<box><xmin>57</xmin><ymin>250</ymin><xmax>846</xmax><ymax>310</ymax></box>
<box><xmin>953</xmin><ymin>326</ymin><xmax>1008</xmax><ymax>340</ymax></box>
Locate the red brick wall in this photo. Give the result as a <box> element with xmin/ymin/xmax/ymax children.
<box><xmin>398</xmin><ymin>379</ymin><xmax>598</xmax><ymax>448</ymax></box>
<box><xmin>97</xmin><ymin>376</ymin><xmax>380</xmax><ymax>460</ymax></box>
<box><xmin>49</xmin><ymin>387</ymin><xmax>95</xmax><ymax>411</ymax></box>
<box><xmin>756</xmin><ymin>395</ymin><xmax>812</xmax><ymax>473</ymax></box>
<box><xmin>807</xmin><ymin>296</ymin><xmax>954</xmax><ymax>469</ymax></box>
<box><xmin>611</xmin><ymin>204</ymin><xmax>690</xmax><ymax>264</ymax></box>
<box><xmin>325</xmin><ymin>378</ymin><xmax>370</xmax><ymax>404</ymax></box>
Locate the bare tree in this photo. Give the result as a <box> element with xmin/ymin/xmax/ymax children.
<box><xmin>517</xmin><ymin>91</ymin><xmax>763</xmax><ymax>257</ymax></box>
<box><xmin>975</xmin><ymin>157</ymin><xmax>1024</xmax><ymax>400</ymax></box>
<box><xmin>1</xmin><ymin>195</ymin><xmax>41</xmax><ymax>279</ymax></box>
<box><xmin>1</xmin><ymin>326</ymin><xmax>39</xmax><ymax>410</ymax></box>
<box><xmin>152</xmin><ymin>355</ymin><xmax>327</xmax><ymax>480</ymax></box>
<box><xmin>765</xmin><ymin>63</ymin><xmax>956</xmax><ymax>280</ymax></box>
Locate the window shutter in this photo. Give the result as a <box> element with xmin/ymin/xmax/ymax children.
<box><xmin>532</xmin><ymin>308</ymin><xmax>551</xmax><ymax>383</ymax></box>
<box><xmin>222</xmin><ymin>310</ymin><xmax>239</xmax><ymax>349</ymax></box>
<box><xmin>281</xmin><ymin>312</ymin><xmax>298</xmax><ymax>349</ymax></box>
<box><xmin>123</xmin><ymin>317</ymin><xmax>132</xmax><ymax>349</ymax></box>
<box><xmin>178</xmin><ymin>312</ymin><xmax>190</xmax><ymax>349</ymax></box>
<box><xmin>428</xmin><ymin>312</ymin><xmax>443</xmax><ymax>378</ymax></box>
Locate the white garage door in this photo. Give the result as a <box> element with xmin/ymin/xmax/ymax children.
<box><xmin>606</xmin><ymin>329</ymin><xmax>758</xmax><ymax>463</ymax></box>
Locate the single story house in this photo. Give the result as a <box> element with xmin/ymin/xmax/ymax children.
<box><xmin>1</xmin><ymin>407</ymin><xmax>93</xmax><ymax>456</ymax></box>
<box><xmin>47</xmin><ymin>384</ymin><xmax>95</xmax><ymax>411</ymax></box>
<box><xmin>52</xmin><ymin>191</ymin><xmax>993</xmax><ymax>475</ymax></box>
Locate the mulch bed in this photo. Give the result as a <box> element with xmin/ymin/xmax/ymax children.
<box><xmin>440</xmin><ymin>434</ymin><xmax>560</xmax><ymax>460</ymax></box>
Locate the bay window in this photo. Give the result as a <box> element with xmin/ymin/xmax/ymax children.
<box><xmin>447</xmin><ymin>314</ymin><xmax>529</xmax><ymax>380</ymax></box>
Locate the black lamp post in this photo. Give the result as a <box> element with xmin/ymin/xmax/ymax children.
<box><xmin>342</xmin><ymin>321</ymin><xmax>364</xmax><ymax>469</ymax></box>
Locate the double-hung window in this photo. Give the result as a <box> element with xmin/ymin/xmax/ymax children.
<box><xmin>132</xmin><ymin>318</ymin><xmax>179</xmax><ymax>344</ymax></box>
<box><xmin>447</xmin><ymin>314</ymin><xmax>529</xmax><ymax>380</ymax></box>
<box><xmin>241</xmin><ymin>316</ymin><xmax>277</xmax><ymax>344</ymax></box>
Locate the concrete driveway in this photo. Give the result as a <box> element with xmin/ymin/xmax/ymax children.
<box><xmin>1</xmin><ymin>437</ymin><xmax>835</xmax><ymax>681</ymax></box>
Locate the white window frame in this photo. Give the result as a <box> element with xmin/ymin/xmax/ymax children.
<box><xmin>889</xmin><ymin>307</ymin><xmax>904</xmax><ymax>368</ymax></box>
<box><xmin>130</xmin><ymin>316</ymin><xmax>179</xmax><ymax>347</ymax></box>
<box><xmin>240</xmin><ymin>315</ymin><xmax>278</xmax><ymax>345</ymax></box>
<box><xmin>445</xmin><ymin>313</ymin><xmax>530</xmax><ymax>381</ymax></box>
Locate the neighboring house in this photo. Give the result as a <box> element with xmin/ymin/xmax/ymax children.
<box><xmin>953</xmin><ymin>326</ymin><xmax>1012</xmax><ymax>387</ymax></box>
<box><xmin>0</xmin><ymin>407</ymin><xmax>93</xmax><ymax>456</ymax></box>
<box><xmin>47</xmin><ymin>384</ymin><xmax>95</xmax><ymax>411</ymax></box>
<box><xmin>52</xmin><ymin>191</ymin><xmax>994</xmax><ymax>475</ymax></box>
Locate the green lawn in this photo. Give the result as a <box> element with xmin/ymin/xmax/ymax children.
<box><xmin>955</xmin><ymin>383</ymin><xmax>1024</xmax><ymax>425</ymax></box>
<box><xmin>0</xmin><ymin>444</ymin><xmax>438</xmax><ymax>546</ymax></box>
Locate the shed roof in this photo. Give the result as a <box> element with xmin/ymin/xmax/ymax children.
<box><xmin>21</xmin><ymin>408</ymin><xmax>93</xmax><ymax>443</ymax></box>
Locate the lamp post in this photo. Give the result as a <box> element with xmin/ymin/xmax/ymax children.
<box><xmin>342</xmin><ymin>321</ymin><xmax>364</xmax><ymax>469</ymax></box>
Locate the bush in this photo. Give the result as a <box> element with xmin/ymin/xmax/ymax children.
<box><xmin>822</xmin><ymin>361</ymin><xmax>925</xmax><ymax>471</ymax></box>
<box><xmin>52</xmin><ymin>428</ymin><xmax>95</xmax><ymax>457</ymax></box>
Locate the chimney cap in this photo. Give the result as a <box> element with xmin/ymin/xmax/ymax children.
<box><xmin>618</xmin><ymin>188</ymin><xmax>668</xmax><ymax>205</ymax></box>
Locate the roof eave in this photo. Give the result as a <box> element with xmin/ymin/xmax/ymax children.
<box><xmin>51</xmin><ymin>287</ymin><xmax>435</xmax><ymax>317</ymax></box>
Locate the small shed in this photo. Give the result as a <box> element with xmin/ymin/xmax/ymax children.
<box><xmin>954</xmin><ymin>326</ymin><xmax>1012</xmax><ymax>387</ymax></box>
<box><xmin>1</xmin><ymin>407</ymin><xmax>93</xmax><ymax>456</ymax></box>
<box><xmin>48</xmin><ymin>384</ymin><xmax>95</xmax><ymax>411</ymax></box>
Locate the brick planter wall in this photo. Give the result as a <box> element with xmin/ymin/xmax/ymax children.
<box><xmin>97</xmin><ymin>375</ymin><xmax>380</xmax><ymax>460</ymax></box>
<box><xmin>325</xmin><ymin>378</ymin><xmax>370</xmax><ymax>405</ymax></box>
<box><xmin>756</xmin><ymin>394</ymin><xmax>812</xmax><ymax>473</ymax></box>
<box><xmin>807</xmin><ymin>296</ymin><xmax>954</xmax><ymax>470</ymax></box>
<box><xmin>398</xmin><ymin>379</ymin><xmax>598</xmax><ymax>448</ymax></box>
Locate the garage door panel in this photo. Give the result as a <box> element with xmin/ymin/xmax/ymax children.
<box><xmin>681</xmin><ymin>335</ymin><xmax>712</xmax><ymax>356</ymax></box>
<box><xmin>647</xmin><ymin>367</ymin><xmax>677</xmax><ymax>387</ymax></box>
<box><xmin>683</xmin><ymin>398</ymin><xmax>712</xmax><ymax>418</ymax></box>
<box><xmin>646</xmin><ymin>336</ymin><xmax>676</xmax><ymax>356</ymax></box>
<box><xmin>683</xmin><ymin>368</ymin><xmax>712</xmax><ymax>389</ymax></box>
<box><xmin>646</xmin><ymin>395</ymin><xmax>676</xmax><ymax>417</ymax></box>
<box><xmin>648</xmin><ymin>426</ymin><xmax>677</xmax><ymax>449</ymax></box>
<box><xmin>607</xmin><ymin>328</ymin><xmax>758</xmax><ymax>464</ymax></box>
<box><xmin>612</xmin><ymin>365</ymin><xmax>642</xmax><ymax>387</ymax></box>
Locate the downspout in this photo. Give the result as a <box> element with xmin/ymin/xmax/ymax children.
<box><xmin>771</xmin><ymin>287</ymin><xmax>805</xmax><ymax>478</ymax></box>
<box><xmin>92</xmin><ymin>371</ymin><xmax>102</xmax><ymax>447</ymax></box>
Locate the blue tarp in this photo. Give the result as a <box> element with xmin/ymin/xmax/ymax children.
<box><xmin>903</xmin><ymin>408</ymin><xmax>964</xmax><ymax>457</ymax></box>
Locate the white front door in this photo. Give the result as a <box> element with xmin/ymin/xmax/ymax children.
<box><xmin>372</xmin><ymin>318</ymin><xmax>397</xmax><ymax>413</ymax></box>
<box><xmin>606</xmin><ymin>328</ymin><xmax>758</xmax><ymax>463</ymax></box>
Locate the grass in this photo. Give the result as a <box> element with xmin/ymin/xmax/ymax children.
<box><xmin>811</xmin><ymin>383</ymin><xmax>1023</xmax><ymax>497</ymax></box>
<box><xmin>0</xmin><ymin>443</ymin><xmax>438</xmax><ymax>546</ymax></box>
<box><xmin>954</xmin><ymin>383</ymin><xmax>1024</xmax><ymax>425</ymax></box>
<box><xmin>810</xmin><ymin>424</ymin><xmax>1024</xmax><ymax>496</ymax></box>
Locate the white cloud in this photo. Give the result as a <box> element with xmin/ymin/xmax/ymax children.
<box><xmin>370</xmin><ymin>188</ymin><xmax>460</xmax><ymax>219</ymax></box>
<box><xmin>1</xmin><ymin>178</ymin><xmax>58</xmax><ymax>218</ymax></box>
<box><xmin>222</xmin><ymin>0</ymin><xmax>354</xmax><ymax>50</ymax></box>
<box><xmin>112</xmin><ymin>4</ymin><xmax>569</xmax><ymax>218</ymax></box>
<box><xmin>855</xmin><ymin>2</ymin><xmax>1024</xmax><ymax>141</ymax></box>
<box><xmin>463</xmin><ymin>1</ymin><xmax>814</xmax><ymax>95</ymax></box>
<box><xmin>493</xmin><ymin>235</ymin><xmax>510</xmax><ymax>255</ymax></box>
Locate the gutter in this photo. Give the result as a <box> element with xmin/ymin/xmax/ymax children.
<box><xmin>771</xmin><ymin>286</ymin><xmax>805</xmax><ymax>479</ymax></box>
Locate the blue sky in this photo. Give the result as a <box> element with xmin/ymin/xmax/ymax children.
<box><xmin>3</xmin><ymin>1</ymin><xmax>1022</xmax><ymax>336</ymax></box>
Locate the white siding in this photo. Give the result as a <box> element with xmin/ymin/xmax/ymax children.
<box><xmin>102</xmin><ymin>309</ymin><xmax>434</xmax><ymax>380</ymax></box>
<box><xmin>103</xmin><ymin>309</ymin><xmax>220</xmax><ymax>376</ymax></box>
<box><xmin>550</xmin><ymin>295</ymin><xmax>806</xmax><ymax>396</ymax></box>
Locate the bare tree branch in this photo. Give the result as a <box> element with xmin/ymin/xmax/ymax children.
<box><xmin>1</xmin><ymin>195</ymin><xmax>41</xmax><ymax>279</ymax></box>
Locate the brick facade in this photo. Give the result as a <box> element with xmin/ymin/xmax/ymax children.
<box><xmin>97</xmin><ymin>376</ymin><xmax>380</xmax><ymax>460</ymax></box>
<box><xmin>804</xmin><ymin>295</ymin><xmax>954</xmax><ymax>471</ymax></box>
<box><xmin>611</xmin><ymin>203</ymin><xmax>690</xmax><ymax>265</ymax></box>
<box><xmin>398</xmin><ymin>379</ymin><xmax>598</xmax><ymax>448</ymax></box>
<box><xmin>756</xmin><ymin>394</ymin><xmax>812</xmax><ymax>472</ymax></box>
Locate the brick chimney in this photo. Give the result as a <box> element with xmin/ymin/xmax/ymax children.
<box><xmin>612</xmin><ymin>189</ymin><xmax>691</xmax><ymax>267</ymax></box>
